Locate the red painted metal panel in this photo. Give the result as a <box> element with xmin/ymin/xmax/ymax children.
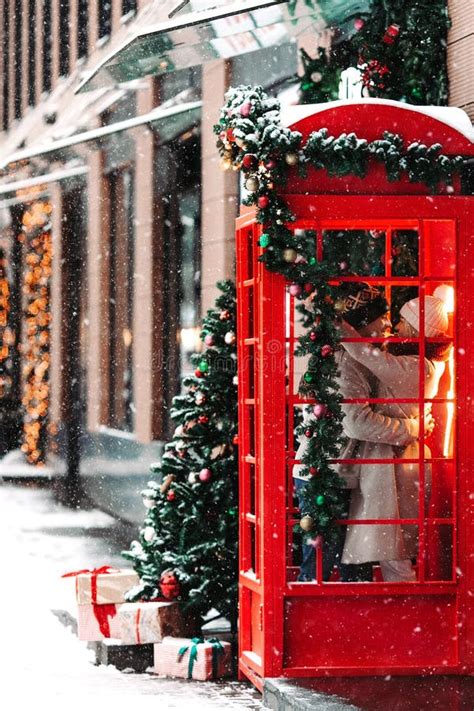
<box><xmin>283</xmin><ymin>596</ymin><xmax>457</xmax><ymax>670</ymax></box>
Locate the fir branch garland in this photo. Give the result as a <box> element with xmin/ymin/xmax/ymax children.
<box><xmin>215</xmin><ymin>85</ymin><xmax>462</xmax><ymax>545</ymax></box>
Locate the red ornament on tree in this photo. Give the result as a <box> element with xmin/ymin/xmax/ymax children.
<box><xmin>265</xmin><ymin>158</ymin><xmax>277</xmax><ymax>170</ymax></box>
<box><xmin>309</xmin><ymin>331</ymin><xmax>317</xmax><ymax>342</ymax></box>
<box><xmin>195</xmin><ymin>368</ymin><xmax>204</xmax><ymax>378</ymax></box>
<box><xmin>167</xmin><ymin>489</ymin><xmax>176</xmax><ymax>501</ymax></box>
<box><xmin>305</xmin><ymin>428</ymin><xmax>313</xmax><ymax>439</ymax></box>
<box><xmin>321</xmin><ymin>344</ymin><xmax>333</xmax><ymax>358</ymax></box>
<box><xmin>309</xmin><ymin>466</ymin><xmax>318</xmax><ymax>476</ymax></box>
<box><xmin>242</xmin><ymin>153</ymin><xmax>258</xmax><ymax>171</ymax></box>
<box><xmin>226</xmin><ymin>128</ymin><xmax>236</xmax><ymax>143</ymax></box>
<box><xmin>258</xmin><ymin>195</ymin><xmax>270</xmax><ymax>209</ymax></box>
<box><xmin>304</xmin><ymin>283</ymin><xmax>314</xmax><ymax>293</ymax></box>
<box><xmin>198</xmin><ymin>415</ymin><xmax>209</xmax><ymax>424</ymax></box>
<box><xmin>159</xmin><ymin>571</ymin><xmax>181</xmax><ymax>600</ymax></box>
<box><xmin>220</xmin><ymin>309</ymin><xmax>231</xmax><ymax>321</ymax></box>
<box><xmin>383</xmin><ymin>24</ymin><xmax>400</xmax><ymax>45</ymax></box>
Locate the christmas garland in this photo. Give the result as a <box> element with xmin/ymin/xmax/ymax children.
<box><xmin>215</xmin><ymin>85</ymin><xmax>462</xmax><ymax>545</ymax></box>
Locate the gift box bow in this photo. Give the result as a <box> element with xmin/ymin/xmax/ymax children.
<box><xmin>177</xmin><ymin>637</ymin><xmax>225</xmax><ymax>679</ymax></box>
<box><xmin>62</xmin><ymin>566</ymin><xmax>120</xmax><ymax>603</ymax></box>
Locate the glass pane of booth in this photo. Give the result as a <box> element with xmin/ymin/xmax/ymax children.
<box><xmin>286</xmin><ymin>219</ymin><xmax>456</xmax><ymax>587</ymax></box>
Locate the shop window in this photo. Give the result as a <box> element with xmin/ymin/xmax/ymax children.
<box><xmin>27</xmin><ymin>0</ymin><xmax>36</xmax><ymax>106</ymax></box>
<box><xmin>108</xmin><ymin>168</ymin><xmax>135</xmax><ymax>432</ymax></box>
<box><xmin>77</xmin><ymin>0</ymin><xmax>88</xmax><ymax>59</ymax></box>
<box><xmin>59</xmin><ymin>0</ymin><xmax>70</xmax><ymax>76</ymax></box>
<box><xmin>98</xmin><ymin>0</ymin><xmax>112</xmax><ymax>40</ymax></box>
<box><xmin>156</xmin><ymin>133</ymin><xmax>201</xmax><ymax>436</ymax></box>
<box><xmin>14</xmin><ymin>0</ymin><xmax>22</xmax><ymax>119</ymax></box>
<box><xmin>42</xmin><ymin>0</ymin><xmax>52</xmax><ymax>92</ymax></box>
<box><xmin>121</xmin><ymin>0</ymin><xmax>136</xmax><ymax>17</ymax></box>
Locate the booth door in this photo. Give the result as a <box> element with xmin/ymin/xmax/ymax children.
<box><xmin>236</xmin><ymin>195</ymin><xmax>474</xmax><ymax>679</ymax></box>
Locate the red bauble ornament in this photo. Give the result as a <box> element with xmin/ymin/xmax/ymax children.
<box><xmin>195</xmin><ymin>368</ymin><xmax>204</xmax><ymax>378</ymax></box>
<box><xmin>159</xmin><ymin>571</ymin><xmax>180</xmax><ymax>600</ymax></box>
<box><xmin>204</xmin><ymin>334</ymin><xmax>215</xmax><ymax>347</ymax></box>
<box><xmin>167</xmin><ymin>490</ymin><xmax>176</xmax><ymax>501</ymax></box>
<box><xmin>258</xmin><ymin>195</ymin><xmax>270</xmax><ymax>209</ymax></box>
<box><xmin>199</xmin><ymin>468</ymin><xmax>212</xmax><ymax>482</ymax></box>
<box><xmin>383</xmin><ymin>23</ymin><xmax>400</xmax><ymax>45</ymax></box>
<box><xmin>304</xmin><ymin>283</ymin><xmax>314</xmax><ymax>293</ymax></box>
<box><xmin>309</xmin><ymin>466</ymin><xmax>318</xmax><ymax>475</ymax></box>
<box><xmin>354</xmin><ymin>18</ymin><xmax>365</xmax><ymax>31</ymax></box>
<box><xmin>309</xmin><ymin>331</ymin><xmax>317</xmax><ymax>342</ymax></box>
<box><xmin>313</xmin><ymin>403</ymin><xmax>328</xmax><ymax>419</ymax></box>
<box><xmin>220</xmin><ymin>309</ymin><xmax>231</xmax><ymax>320</ymax></box>
<box><xmin>339</xmin><ymin>261</ymin><xmax>349</xmax><ymax>272</ymax></box>
<box><xmin>226</xmin><ymin>128</ymin><xmax>236</xmax><ymax>143</ymax></box>
<box><xmin>242</xmin><ymin>153</ymin><xmax>258</xmax><ymax>171</ymax></box>
<box><xmin>321</xmin><ymin>344</ymin><xmax>333</xmax><ymax>358</ymax></box>
<box><xmin>198</xmin><ymin>415</ymin><xmax>209</xmax><ymax>424</ymax></box>
<box><xmin>265</xmin><ymin>158</ymin><xmax>277</xmax><ymax>170</ymax></box>
<box><xmin>305</xmin><ymin>428</ymin><xmax>313</xmax><ymax>439</ymax></box>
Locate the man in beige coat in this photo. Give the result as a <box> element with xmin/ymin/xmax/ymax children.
<box><xmin>294</xmin><ymin>284</ymin><xmax>429</xmax><ymax>581</ymax></box>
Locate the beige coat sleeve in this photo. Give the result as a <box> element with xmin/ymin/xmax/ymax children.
<box><xmin>338</xmin><ymin>352</ymin><xmax>419</xmax><ymax>445</ymax></box>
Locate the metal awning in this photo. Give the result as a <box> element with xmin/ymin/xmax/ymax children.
<box><xmin>76</xmin><ymin>0</ymin><xmax>369</xmax><ymax>94</ymax></box>
<box><xmin>0</xmin><ymin>101</ymin><xmax>202</xmax><ymax>171</ymax></box>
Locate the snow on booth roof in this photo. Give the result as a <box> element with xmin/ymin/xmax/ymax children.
<box><xmin>281</xmin><ymin>99</ymin><xmax>474</xmax><ymax>154</ymax></box>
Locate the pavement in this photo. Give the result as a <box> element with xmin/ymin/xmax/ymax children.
<box><xmin>0</xmin><ymin>478</ymin><xmax>262</xmax><ymax>709</ymax></box>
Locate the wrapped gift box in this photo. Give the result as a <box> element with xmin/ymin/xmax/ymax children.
<box><xmin>77</xmin><ymin>603</ymin><xmax>123</xmax><ymax>642</ymax></box>
<box><xmin>154</xmin><ymin>636</ymin><xmax>232</xmax><ymax>680</ymax></box>
<box><xmin>117</xmin><ymin>601</ymin><xmax>186</xmax><ymax>645</ymax></box>
<box><xmin>68</xmin><ymin>567</ymin><xmax>139</xmax><ymax>605</ymax></box>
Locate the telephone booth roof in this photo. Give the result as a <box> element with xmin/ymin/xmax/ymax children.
<box><xmin>281</xmin><ymin>99</ymin><xmax>474</xmax><ymax>152</ymax></box>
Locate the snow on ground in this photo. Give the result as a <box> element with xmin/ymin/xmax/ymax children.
<box><xmin>0</xmin><ymin>480</ymin><xmax>261</xmax><ymax>709</ymax></box>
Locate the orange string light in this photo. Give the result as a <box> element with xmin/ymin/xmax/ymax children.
<box><xmin>20</xmin><ymin>199</ymin><xmax>52</xmax><ymax>465</ymax></box>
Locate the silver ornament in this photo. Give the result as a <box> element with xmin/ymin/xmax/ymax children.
<box><xmin>285</xmin><ymin>153</ymin><xmax>299</xmax><ymax>166</ymax></box>
<box><xmin>283</xmin><ymin>248</ymin><xmax>298</xmax><ymax>263</ymax></box>
<box><xmin>245</xmin><ymin>177</ymin><xmax>259</xmax><ymax>192</ymax></box>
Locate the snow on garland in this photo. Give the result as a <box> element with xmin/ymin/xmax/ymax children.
<box><xmin>214</xmin><ymin>85</ymin><xmax>462</xmax><ymax>545</ymax></box>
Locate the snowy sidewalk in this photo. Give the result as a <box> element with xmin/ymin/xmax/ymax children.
<box><xmin>0</xmin><ymin>480</ymin><xmax>261</xmax><ymax>709</ymax></box>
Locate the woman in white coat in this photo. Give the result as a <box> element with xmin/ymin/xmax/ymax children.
<box><xmin>339</xmin><ymin>295</ymin><xmax>451</xmax><ymax>582</ymax></box>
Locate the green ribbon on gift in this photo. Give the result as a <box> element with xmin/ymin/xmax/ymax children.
<box><xmin>177</xmin><ymin>637</ymin><xmax>224</xmax><ymax>679</ymax></box>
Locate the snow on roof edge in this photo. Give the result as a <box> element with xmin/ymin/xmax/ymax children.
<box><xmin>280</xmin><ymin>99</ymin><xmax>474</xmax><ymax>143</ymax></box>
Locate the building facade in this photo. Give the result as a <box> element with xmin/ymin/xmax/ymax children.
<box><xmin>0</xmin><ymin>0</ymin><xmax>471</xmax><ymax>521</ymax></box>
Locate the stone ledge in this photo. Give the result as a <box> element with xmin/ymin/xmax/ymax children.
<box><xmin>263</xmin><ymin>679</ymin><xmax>359</xmax><ymax>711</ymax></box>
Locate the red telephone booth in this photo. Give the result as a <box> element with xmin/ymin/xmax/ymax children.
<box><xmin>235</xmin><ymin>100</ymin><xmax>474</xmax><ymax>688</ymax></box>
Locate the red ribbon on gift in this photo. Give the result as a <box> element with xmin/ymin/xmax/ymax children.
<box><xmin>94</xmin><ymin>603</ymin><xmax>117</xmax><ymax>637</ymax></box>
<box><xmin>135</xmin><ymin>607</ymin><xmax>142</xmax><ymax>645</ymax></box>
<box><xmin>62</xmin><ymin>566</ymin><xmax>120</xmax><ymax>604</ymax></box>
